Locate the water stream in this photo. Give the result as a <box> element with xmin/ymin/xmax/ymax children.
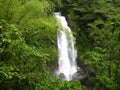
<box><xmin>55</xmin><ymin>12</ymin><xmax>78</xmax><ymax>81</ymax></box>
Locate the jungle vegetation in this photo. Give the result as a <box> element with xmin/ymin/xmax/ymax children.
<box><xmin>0</xmin><ymin>0</ymin><xmax>120</xmax><ymax>90</ymax></box>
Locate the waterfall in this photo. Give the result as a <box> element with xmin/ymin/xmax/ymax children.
<box><xmin>55</xmin><ymin>12</ymin><xmax>78</xmax><ymax>81</ymax></box>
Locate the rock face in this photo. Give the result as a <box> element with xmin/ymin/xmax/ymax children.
<box><xmin>49</xmin><ymin>58</ymin><xmax>58</xmax><ymax>72</ymax></box>
<box><xmin>59</xmin><ymin>73</ymin><xmax>66</xmax><ymax>80</ymax></box>
<box><xmin>50</xmin><ymin>59</ymin><xmax>89</xmax><ymax>81</ymax></box>
<box><xmin>72</xmin><ymin>69</ymin><xmax>88</xmax><ymax>80</ymax></box>
<box><xmin>72</xmin><ymin>61</ymin><xmax>88</xmax><ymax>80</ymax></box>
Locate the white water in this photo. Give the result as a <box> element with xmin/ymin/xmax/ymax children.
<box><xmin>55</xmin><ymin>12</ymin><xmax>77</xmax><ymax>81</ymax></box>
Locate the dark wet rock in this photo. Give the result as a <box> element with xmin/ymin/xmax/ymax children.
<box><xmin>49</xmin><ymin>58</ymin><xmax>58</xmax><ymax>72</ymax></box>
<box><xmin>88</xmin><ymin>70</ymin><xmax>96</xmax><ymax>77</ymax></box>
<box><xmin>82</xmin><ymin>85</ymin><xmax>89</xmax><ymax>90</ymax></box>
<box><xmin>59</xmin><ymin>73</ymin><xmax>66</xmax><ymax>80</ymax></box>
<box><xmin>72</xmin><ymin>70</ymin><xmax>88</xmax><ymax>80</ymax></box>
<box><xmin>71</xmin><ymin>60</ymin><xmax>88</xmax><ymax>81</ymax></box>
<box><xmin>82</xmin><ymin>85</ymin><xmax>93</xmax><ymax>90</ymax></box>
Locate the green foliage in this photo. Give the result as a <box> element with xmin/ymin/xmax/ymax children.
<box><xmin>2</xmin><ymin>0</ymin><xmax>120</xmax><ymax>89</ymax></box>
<box><xmin>36</xmin><ymin>79</ymin><xmax>81</xmax><ymax>90</ymax></box>
<box><xmin>50</xmin><ymin>0</ymin><xmax>63</xmax><ymax>11</ymax></box>
<box><xmin>0</xmin><ymin>0</ymin><xmax>53</xmax><ymax>28</ymax></box>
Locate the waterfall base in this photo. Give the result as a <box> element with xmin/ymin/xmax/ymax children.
<box><xmin>54</xmin><ymin>65</ymin><xmax>88</xmax><ymax>81</ymax></box>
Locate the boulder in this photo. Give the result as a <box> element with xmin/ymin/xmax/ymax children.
<box><xmin>59</xmin><ymin>73</ymin><xmax>66</xmax><ymax>80</ymax></box>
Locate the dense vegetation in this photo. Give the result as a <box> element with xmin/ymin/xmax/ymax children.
<box><xmin>0</xmin><ymin>0</ymin><xmax>120</xmax><ymax>90</ymax></box>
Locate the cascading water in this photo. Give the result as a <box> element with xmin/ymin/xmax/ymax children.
<box><xmin>55</xmin><ymin>12</ymin><xmax>78</xmax><ymax>81</ymax></box>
